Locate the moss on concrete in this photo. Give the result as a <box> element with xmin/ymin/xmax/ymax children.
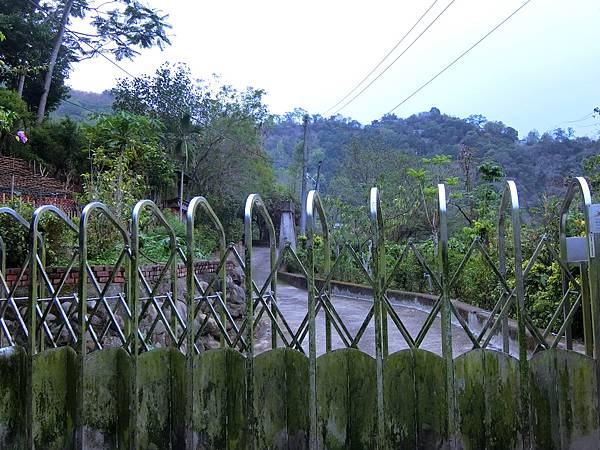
<box><xmin>316</xmin><ymin>348</ymin><xmax>377</xmax><ymax>449</ymax></box>
<box><xmin>137</xmin><ymin>347</ymin><xmax>186</xmax><ymax>449</ymax></box>
<box><xmin>454</xmin><ymin>349</ymin><xmax>520</xmax><ymax>450</ymax></box>
<box><xmin>253</xmin><ymin>347</ymin><xmax>309</xmax><ymax>449</ymax></box>
<box><xmin>528</xmin><ymin>349</ymin><xmax>600</xmax><ymax>449</ymax></box>
<box><xmin>383</xmin><ymin>350</ymin><xmax>418</xmax><ymax>449</ymax></box>
<box><xmin>81</xmin><ymin>347</ymin><xmax>131</xmax><ymax>449</ymax></box>
<box><xmin>0</xmin><ymin>343</ymin><xmax>596</xmax><ymax>449</ymax></box>
<box><xmin>413</xmin><ymin>348</ymin><xmax>447</xmax><ymax>448</ymax></box>
<box><xmin>32</xmin><ymin>346</ymin><xmax>76</xmax><ymax>449</ymax></box>
<box><xmin>0</xmin><ymin>346</ymin><xmax>25</xmax><ymax>449</ymax></box>
<box><xmin>555</xmin><ymin>350</ymin><xmax>599</xmax><ymax>449</ymax></box>
<box><xmin>192</xmin><ymin>347</ymin><xmax>247</xmax><ymax>449</ymax></box>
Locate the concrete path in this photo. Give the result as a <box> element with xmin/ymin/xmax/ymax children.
<box><xmin>251</xmin><ymin>246</ymin><xmax>502</xmax><ymax>357</ymax></box>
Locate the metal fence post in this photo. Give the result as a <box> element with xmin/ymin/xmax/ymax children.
<box><xmin>370</xmin><ymin>187</ymin><xmax>386</xmax><ymax>449</ymax></box>
<box><xmin>499</xmin><ymin>180</ymin><xmax>530</xmax><ymax>448</ymax></box>
<box><xmin>130</xmin><ymin>202</ymin><xmax>145</xmax><ymax>450</ymax></box>
<box><xmin>26</xmin><ymin>216</ymin><xmax>39</xmax><ymax>450</ymax></box>
<box><xmin>307</xmin><ymin>190</ymin><xmax>330</xmax><ymax>450</ymax></box>
<box><xmin>560</xmin><ymin>177</ymin><xmax>600</xmax><ymax>438</ymax></box>
<box><xmin>560</xmin><ymin>178</ymin><xmax>595</xmax><ymax>355</ymax></box>
<box><xmin>186</xmin><ymin>197</ymin><xmax>228</xmax><ymax>446</ymax></box>
<box><xmin>244</xmin><ymin>194</ymin><xmax>277</xmax><ymax>450</ymax></box>
<box><xmin>437</xmin><ymin>184</ymin><xmax>456</xmax><ymax>447</ymax></box>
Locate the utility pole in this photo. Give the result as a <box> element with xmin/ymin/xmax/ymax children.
<box><xmin>315</xmin><ymin>160</ymin><xmax>323</xmax><ymax>192</ymax></box>
<box><xmin>299</xmin><ymin>114</ymin><xmax>309</xmax><ymax>235</ymax></box>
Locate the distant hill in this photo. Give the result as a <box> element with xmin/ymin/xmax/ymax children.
<box><xmin>264</xmin><ymin>108</ymin><xmax>600</xmax><ymax>207</ymax></box>
<box><xmin>52</xmin><ymin>89</ymin><xmax>113</xmax><ymax>121</ymax></box>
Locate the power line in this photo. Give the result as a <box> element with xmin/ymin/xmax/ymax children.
<box><xmin>551</xmin><ymin>112</ymin><xmax>595</xmax><ymax>129</ymax></box>
<box><xmin>387</xmin><ymin>0</ymin><xmax>533</xmax><ymax>115</ymax></box>
<box><xmin>60</xmin><ymin>98</ymin><xmax>104</xmax><ymax>115</ymax></box>
<box><xmin>562</xmin><ymin>112</ymin><xmax>594</xmax><ymax>124</ymax></box>
<box><xmin>332</xmin><ymin>0</ymin><xmax>457</xmax><ymax>115</ymax></box>
<box><xmin>322</xmin><ymin>0</ymin><xmax>441</xmax><ymax>116</ymax></box>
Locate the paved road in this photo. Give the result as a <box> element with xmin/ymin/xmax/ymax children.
<box><xmin>251</xmin><ymin>247</ymin><xmax>505</xmax><ymax>357</ymax></box>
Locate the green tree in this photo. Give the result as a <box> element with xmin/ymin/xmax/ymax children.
<box><xmin>0</xmin><ymin>88</ymin><xmax>31</xmax><ymax>153</ymax></box>
<box><xmin>82</xmin><ymin>111</ymin><xmax>174</xmax><ymax>218</ymax></box>
<box><xmin>27</xmin><ymin>117</ymin><xmax>86</xmax><ymax>185</ymax></box>
<box><xmin>583</xmin><ymin>153</ymin><xmax>600</xmax><ymax>193</ymax></box>
<box><xmin>0</xmin><ymin>0</ymin><xmax>171</xmax><ymax>122</ymax></box>
<box><xmin>112</xmin><ymin>63</ymin><xmax>275</xmax><ymax>234</ymax></box>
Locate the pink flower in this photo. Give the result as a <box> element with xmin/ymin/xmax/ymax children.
<box><xmin>16</xmin><ymin>130</ymin><xmax>27</xmax><ymax>144</ymax></box>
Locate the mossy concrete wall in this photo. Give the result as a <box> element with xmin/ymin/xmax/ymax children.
<box><xmin>0</xmin><ymin>346</ymin><xmax>597</xmax><ymax>449</ymax></box>
<box><xmin>0</xmin><ymin>346</ymin><xmax>25</xmax><ymax>449</ymax></box>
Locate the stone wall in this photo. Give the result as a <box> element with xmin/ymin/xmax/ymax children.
<box><xmin>3</xmin><ymin>259</ymin><xmax>236</xmax><ymax>288</ymax></box>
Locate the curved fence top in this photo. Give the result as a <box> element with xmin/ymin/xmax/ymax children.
<box><xmin>244</xmin><ymin>193</ymin><xmax>276</xmax><ymax>250</ymax></box>
<box><xmin>306</xmin><ymin>190</ymin><xmax>329</xmax><ymax>245</ymax></box>
<box><xmin>559</xmin><ymin>176</ymin><xmax>592</xmax><ymax>242</ymax></box>
<box><xmin>0</xmin><ymin>207</ymin><xmax>33</xmax><ymax>230</ymax></box>
<box><xmin>437</xmin><ymin>183</ymin><xmax>448</xmax><ymax>253</ymax></box>
<box><xmin>0</xmin><ymin>207</ymin><xmax>46</xmax><ymax>254</ymax></box>
<box><xmin>187</xmin><ymin>196</ymin><xmax>226</xmax><ymax>253</ymax></box>
<box><xmin>80</xmin><ymin>201</ymin><xmax>130</xmax><ymax>247</ymax></box>
<box><xmin>497</xmin><ymin>180</ymin><xmax>522</xmax><ymax>269</ymax></box>
<box><xmin>31</xmin><ymin>204</ymin><xmax>78</xmax><ymax>235</ymax></box>
<box><xmin>131</xmin><ymin>199</ymin><xmax>177</xmax><ymax>249</ymax></box>
<box><xmin>370</xmin><ymin>187</ymin><xmax>383</xmax><ymax>245</ymax></box>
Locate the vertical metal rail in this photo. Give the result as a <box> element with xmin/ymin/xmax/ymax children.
<box><xmin>244</xmin><ymin>194</ymin><xmax>277</xmax><ymax>450</ymax></box>
<box><xmin>132</xmin><ymin>200</ymin><xmax>179</xmax><ymax>447</ymax></box>
<box><xmin>498</xmin><ymin>180</ymin><xmax>530</xmax><ymax>448</ymax></box>
<box><xmin>76</xmin><ymin>202</ymin><xmax>130</xmax><ymax>449</ymax></box>
<box><xmin>2</xmin><ymin>209</ymin><xmax>44</xmax><ymax>450</ymax></box>
<box><xmin>497</xmin><ymin>201</ymin><xmax>510</xmax><ymax>355</ymax></box>
<box><xmin>437</xmin><ymin>184</ymin><xmax>456</xmax><ymax>448</ymax></box>
<box><xmin>28</xmin><ymin>205</ymin><xmax>78</xmax><ymax>450</ymax></box>
<box><xmin>306</xmin><ymin>190</ymin><xmax>330</xmax><ymax>450</ymax></box>
<box><xmin>560</xmin><ymin>177</ymin><xmax>600</xmax><ymax>439</ymax></box>
<box><xmin>185</xmin><ymin>196</ymin><xmax>227</xmax><ymax>446</ymax></box>
<box><xmin>559</xmin><ymin>177</ymin><xmax>594</xmax><ymax>356</ymax></box>
<box><xmin>369</xmin><ymin>187</ymin><xmax>386</xmax><ymax>449</ymax></box>
<box><xmin>130</xmin><ymin>203</ymin><xmax>142</xmax><ymax>450</ymax></box>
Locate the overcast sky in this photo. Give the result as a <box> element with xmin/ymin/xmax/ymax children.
<box><xmin>67</xmin><ymin>0</ymin><xmax>600</xmax><ymax>138</ymax></box>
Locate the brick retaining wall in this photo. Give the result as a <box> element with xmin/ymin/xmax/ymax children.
<box><xmin>2</xmin><ymin>259</ymin><xmax>235</xmax><ymax>288</ymax></box>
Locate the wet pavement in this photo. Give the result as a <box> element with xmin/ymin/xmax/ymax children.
<box><xmin>251</xmin><ymin>247</ymin><xmax>508</xmax><ymax>357</ymax></box>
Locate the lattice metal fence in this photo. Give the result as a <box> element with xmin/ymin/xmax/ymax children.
<box><xmin>1</xmin><ymin>177</ymin><xmax>599</xmax><ymax>449</ymax></box>
<box><xmin>1</xmin><ymin>180</ymin><xmax>598</xmax><ymax>360</ymax></box>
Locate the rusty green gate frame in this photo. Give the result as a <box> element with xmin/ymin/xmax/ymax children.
<box><xmin>0</xmin><ymin>178</ymin><xmax>598</xmax><ymax>449</ymax></box>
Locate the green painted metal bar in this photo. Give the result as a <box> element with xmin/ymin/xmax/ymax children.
<box><xmin>550</xmin><ymin>293</ymin><xmax>583</xmax><ymax>348</ymax></box>
<box><xmin>560</xmin><ymin>178</ymin><xmax>595</xmax><ymax>353</ymax></box>
<box><xmin>497</xmin><ymin>180</ymin><xmax>530</xmax><ymax>448</ymax></box>
<box><xmin>77</xmin><ymin>202</ymin><xmax>130</xmax><ymax>448</ymax></box>
<box><xmin>27</xmin><ymin>205</ymin><xmax>78</xmax><ymax>449</ymax></box>
<box><xmin>497</xmin><ymin>213</ymin><xmax>511</xmax><ymax>354</ymax></box>
<box><xmin>382</xmin><ymin>296</ymin><xmax>416</xmax><ymax>348</ymax></box>
<box><xmin>186</xmin><ymin>196</ymin><xmax>227</xmax><ymax>446</ymax></box>
<box><xmin>560</xmin><ymin>177</ymin><xmax>600</xmax><ymax>438</ymax></box>
<box><xmin>131</xmin><ymin>199</ymin><xmax>178</xmax><ymax>449</ymax></box>
<box><xmin>580</xmin><ymin>262</ymin><xmax>594</xmax><ymax>356</ymax></box>
<box><xmin>306</xmin><ymin>189</ymin><xmax>330</xmax><ymax>450</ymax></box>
<box><xmin>369</xmin><ymin>187</ymin><xmax>386</xmax><ymax>448</ymax></box>
<box><xmin>437</xmin><ymin>183</ymin><xmax>456</xmax><ymax>448</ymax></box>
<box><xmin>244</xmin><ymin>193</ymin><xmax>277</xmax><ymax>450</ymax></box>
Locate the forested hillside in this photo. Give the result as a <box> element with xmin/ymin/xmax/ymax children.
<box><xmin>265</xmin><ymin>107</ymin><xmax>600</xmax><ymax>209</ymax></box>
<box><xmin>53</xmin><ymin>90</ymin><xmax>113</xmax><ymax>121</ymax></box>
